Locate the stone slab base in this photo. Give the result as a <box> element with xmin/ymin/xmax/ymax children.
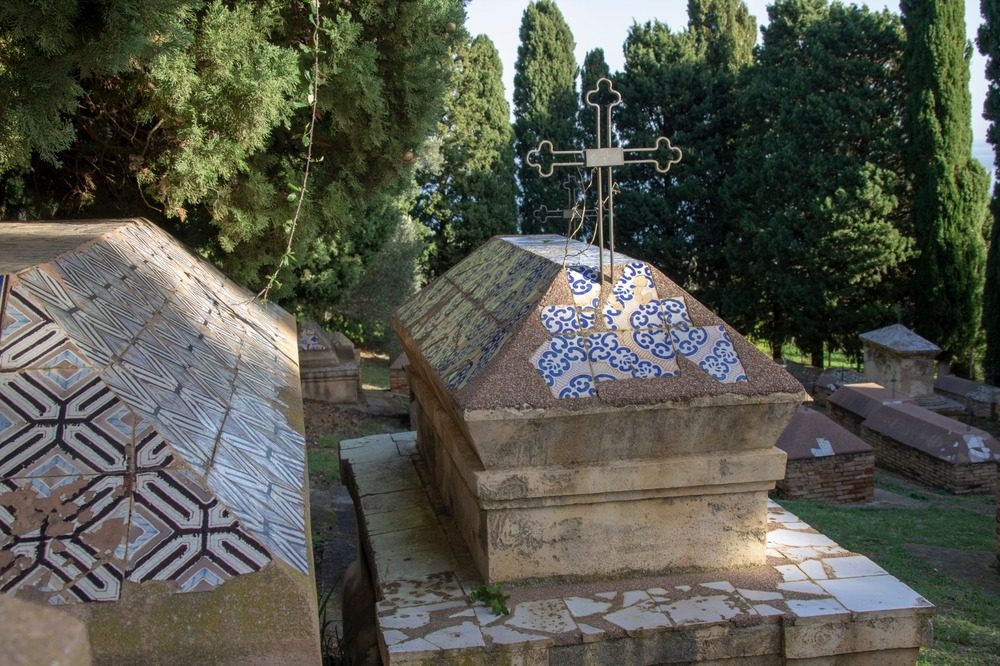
<box><xmin>340</xmin><ymin>432</ymin><xmax>934</xmax><ymax>666</ymax></box>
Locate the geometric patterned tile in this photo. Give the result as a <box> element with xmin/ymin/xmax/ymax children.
<box><xmin>0</xmin><ymin>475</ymin><xmax>129</xmax><ymax>603</ymax></box>
<box><xmin>0</xmin><ymin>286</ymin><xmax>84</xmax><ymax>371</ymax></box>
<box><xmin>126</xmin><ymin>469</ymin><xmax>270</xmax><ymax>592</ymax></box>
<box><xmin>0</xmin><ymin>370</ymin><xmax>128</xmax><ymax>477</ymax></box>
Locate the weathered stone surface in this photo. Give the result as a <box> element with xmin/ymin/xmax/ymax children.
<box><xmin>341</xmin><ymin>432</ymin><xmax>934</xmax><ymax>665</ymax></box>
<box><xmin>860</xmin><ymin>324</ymin><xmax>939</xmax><ymax>399</ymax></box>
<box><xmin>0</xmin><ymin>595</ymin><xmax>92</xmax><ymax>666</ymax></box>
<box><xmin>298</xmin><ymin>320</ymin><xmax>361</xmax><ymax>403</ymax></box>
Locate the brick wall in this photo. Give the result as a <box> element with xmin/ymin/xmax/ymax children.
<box><xmin>774</xmin><ymin>452</ymin><xmax>875</xmax><ymax>503</ymax></box>
<box><xmin>861</xmin><ymin>427</ymin><xmax>998</xmax><ymax>495</ymax></box>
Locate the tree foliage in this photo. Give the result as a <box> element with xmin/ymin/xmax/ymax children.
<box><xmin>724</xmin><ymin>0</ymin><xmax>912</xmax><ymax>364</ymax></box>
<box><xmin>978</xmin><ymin>0</ymin><xmax>1000</xmax><ymax>383</ymax></box>
<box><xmin>902</xmin><ymin>0</ymin><xmax>990</xmax><ymax>366</ymax></box>
<box><xmin>615</xmin><ymin>0</ymin><xmax>755</xmax><ymax>308</ymax></box>
<box><xmin>0</xmin><ymin>0</ymin><xmax>463</xmax><ymax>322</ymax></box>
<box><xmin>415</xmin><ymin>33</ymin><xmax>517</xmax><ymax>277</ymax></box>
<box><xmin>513</xmin><ymin>0</ymin><xmax>578</xmax><ymax>234</ymax></box>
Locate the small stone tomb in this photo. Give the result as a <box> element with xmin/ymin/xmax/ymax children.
<box><xmin>827</xmin><ymin>382</ymin><xmax>912</xmax><ymax>435</ymax></box>
<box><xmin>860</xmin><ymin>324</ymin><xmax>940</xmax><ymax>398</ymax></box>
<box><xmin>342</xmin><ymin>430</ymin><xmax>934</xmax><ymax>665</ymax></box>
<box><xmin>0</xmin><ymin>219</ymin><xmax>320</xmax><ymax>664</ymax></box>
<box><xmin>389</xmin><ymin>235</ymin><xmax>805</xmax><ymax>583</ymax></box>
<box><xmin>829</xmin><ymin>384</ymin><xmax>1000</xmax><ymax>494</ymax></box>
<box><xmin>774</xmin><ymin>406</ymin><xmax>875</xmax><ymax>503</ymax></box>
<box><xmin>298</xmin><ymin>320</ymin><xmax>361</xmax><ymax>403</ymax></box>
<box><xmin>811</xmin><ymin>366</ymin><xmax>865</xmax><ymax>406</ymax></box>
<box><xmin>389</xmin><ymin>352</ymin><xmax>410</xmax><ymax>394</ymax></box>
<box><xmin>934</xmin><ymin>373</ymin><xmax>1000</xmax><ymax>419</ymax></box>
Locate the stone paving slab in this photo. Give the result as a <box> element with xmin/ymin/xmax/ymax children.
<box><xmin>342</xmin><ymin>432</ymin><xmax>934</xmax><ymax>665</ymax></box>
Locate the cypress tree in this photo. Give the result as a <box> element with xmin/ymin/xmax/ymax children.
<box><xmin>724</xmin><ymin>0</ymin><xmax>912</xmax><ymax>364</ymax></box>
<box><xmin>614</xmin><ymin>0</ymin><xmax>754</xmax><ymax>307</ymax></box>
<box><xmin>513</xmin><ymin>0</ymin><xmax>578</xmax><ymax>234</ymax></box>
<box><xmin>978</xmin><ymin>0</ymin><xmax>1000</xmax><ymax>383</ymax></box>
<box><xmin>415</xmin><ymin>34</ymin><xmax>517</xmax><ymax>277</ymax></box>
<box><xmin>0</xmin><ymin>0</ymin><xmax>464</xmax><ymax>323</ymax></box>
<box><xmin>902</xmin><ymin>0</ymin><xmax>990</xmax><ymax>368</ymax></box>
<box><xmin>579</xmin><ymin>48</ymin><xmax>611</xmax><ymax>149</ymax></box>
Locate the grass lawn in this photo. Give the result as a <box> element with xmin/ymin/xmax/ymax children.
<box><xmin>360</xmin><ymin>350</ymin><xmax>390</xmax><ymax>390</ymax></box>
<box><xmin>779</xmin><ymin>478</ymin><xmax>1000</xmax><ymax>665</ymax></box>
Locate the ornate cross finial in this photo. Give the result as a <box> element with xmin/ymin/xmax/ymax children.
<box><xmin>526</xmin><ymin>77</ymin><xmax>682</xmax><ymax>280</ymax></box>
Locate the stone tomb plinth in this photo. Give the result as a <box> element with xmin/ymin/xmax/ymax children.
<box><xmin>298</xmin><ymin>321</ymin><xmax>361</xmax><ymax>403</ymax></box>
<box><xmin>341</xmin><ymin>430</ymin><xmax>934</xmax><ymax>665</ymax></box>
<box><xmin>391</xmin><ymin>236</ymin><xmax>805</xmax><ymax>583</ymax></box>
<box><xmin>860</xmin><ymin>324</ymin><xmax>940</xmax><ymax>398</ymax></box>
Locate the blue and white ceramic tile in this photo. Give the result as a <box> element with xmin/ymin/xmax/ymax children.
<box><xmin>565</xmin><ymin>265</ymin><xmax>601</xmax><ymax>309</ymax></box>
<box><xmin>659</xmin><ymin>297</ymin><xmax>692</xmax><ymax>327</ymax></box>
<box><xmin>0</xmin><ymin>370</ymin><xmax>128</xmax><ymax>477</ymax></box>
<box><xmin>126</xmin><ymin>469</ymin><xmax>271</xmax><ymax>592</ymax></box>
<box><xmin>587</xmin><ymin>330</ymin><xmax>679</xmax><ymax>381</ymax></box>
<box><xmin>603</xmin><ymin>263</ymin><xmax>660</xmax><ymax>331</ymax></box>
<box><xmin>529</xmin><ymin>335</ymin><xmax>596</xmax><ymax>398</ymax></box>
<box><xmin>671</xmin><ymin>324</ymin><xmax>748</xmax><ymax>384</ymax></box>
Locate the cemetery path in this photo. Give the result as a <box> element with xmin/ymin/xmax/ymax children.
<box><xmin>303</xmin><ymin>391</ymin><xmax>410</xmax><ymax>663</ymax></box>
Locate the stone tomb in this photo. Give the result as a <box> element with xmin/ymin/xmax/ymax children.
<box><xmin>391</xmin><ymin>235</ymin><xmax>806</xmax><ymax>583</ymax></box>
<box><xmin>934</xmin><ymin>373</ymin><xmax>1000</xmax><ymax>419</ymax></box>
<box><xmin>298</xmin><ymin>320</ymin><xmax>361</xmax><ymax>403</ymax></box>
<box><xmin>860</xmin><ymin>324</ymin><xmax>940</xmax><ymax>399</ymax></box>
<box><xmin>0</xmin><ymin>220</ymin><xmax>320</xmax><ymax>664</ymax></box>
<box><xmin>774</xmin><ymin>406</ymin><xmax>875</xmax><ymax>503</ymax></box>
<box><xmin>829</xmin><ymin>384</ymin><xmax>1000</xmax><ymax>494</ymax></box>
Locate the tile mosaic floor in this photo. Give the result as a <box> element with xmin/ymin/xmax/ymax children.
<box><xmin>344</xmin><ymin>432</ymin><xmax>934</xmax><ymax>664</ymax></box>
<box><xmin>1</xmin><ymin>219</ymin><xmax>308</xmax><ymax>604</ymax></box>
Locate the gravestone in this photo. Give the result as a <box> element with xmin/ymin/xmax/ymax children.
<box><xmin>392</xmin><ymin>235</ymin><xmax>803</xmax><ymax>582</ymax></box>
<box><xmin>298</xmin><ymin>320</ymin><xmax>361</xmax><ymax>403</ymax></box>
<box><xmin>0</xmin><ymin>219</ymin><xmax>320</xmax><ymax>664</ymax></box>
<box><xmin>934</xmin><ymin>373</ymin><xmax>1000</xmax><ymax>418</ymax></box>
<box><xmin>860</xmin><ymin>324</ymin><xmax>940</xmax><ymax>398</ymax></box>
<box><xmin>341</xmin><ymin>237</ymin><xmax>935</xmax><ymax>664</ymax></box>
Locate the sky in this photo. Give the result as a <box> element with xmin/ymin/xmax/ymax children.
<box><xmin>466</xmin><ymin>0</ymin><xmax>993</xmax><ymax>170</ymax></box>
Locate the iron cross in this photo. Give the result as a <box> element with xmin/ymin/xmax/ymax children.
<box><xmin>526</xmin><ymin>77</ymin><xmax>683</xmax><ymax>281</ymax></box>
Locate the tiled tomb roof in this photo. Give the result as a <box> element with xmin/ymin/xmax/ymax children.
<box><xmin>864</xmin><ymin>401</ymin><xmax>1000</xmax><ymax>465</ymax></box>
<box><xmin>393</xmin><ymin>235</ymin><xmax>801</xmax><ymax>411</ymax></box>
<box><xmin>0</xmin><ymin>219</ymin><xmax>308</xmax><ymax>604</ymax></box>
<box><xmin>828</xmin><ymin>383</ymin><xmax>912</xmax><ymax>420</ymax></box>
<box><xmin>777</xmin><ymin>406</ymin><xmax>873</xmax><ymax>461</ymax></box>
<box><xmin>860</xmin><ymin>323</ymin><xmax>940</xmax><ymax>355</ymax></box>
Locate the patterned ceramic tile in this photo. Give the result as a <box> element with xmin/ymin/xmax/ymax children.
<box><xmin>0</xmin><ymin>286</ymin><xmax>82</xmax><ymax>371</ymax></box>
<box><xmin>529</xmin><ymin>336</ymin><xmax>595</xmax><ymax>398</ymax></box>
<box><xmin>126</xmin><ymin>469</ymin><xmax>270</xmax><ymax>592</ymax></box>
<box><xmin>0</xmin><ymin>370</ymin><xmax>128</xmax><ymax>477</ymax></box>
<box><xmin>587</xmin><ymin>330</ymin><xmax>680</xmax><ymax>381</ymax></box>
<box><xmin>602</xmin><ymin>262</ymin><xmax>659</xmax><ymax>331</ymax></box>
<box><xmin>0</xmin><ymin>474</ymin><xmax>129</xmax><ymax>603</ymax></box>
<box><xmin>671</xmin><ymin>324</ymin><xmax>748</xmax><ymax>384</ymax></box>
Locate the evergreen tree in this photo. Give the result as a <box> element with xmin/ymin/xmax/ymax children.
<box><xmin>902</xmin><ymin>0</ymin><xmax>990</xmax><ymax>368</ymax></box>
<box><xmin>614</xmin><ymin>0</ymin><xmax>754</xmax><ymax>306</ymax></box>
<box><xmin>579</xmin><ymin>48</ymin><xmax>612</xmax><ymax>149</ymax></box>
<box><xmin>513</xmin><ymin>0</ymin><xmax>578</xmax><ymax>233</ymax></box>
<box><xmin>0</xmin><ymin>0</ymin><xmax>463</xmax><ymax>323</ymax></box>
<box><xmin>724</xmin><ymin>0</ymin><xmax>912</xmax><ymax>364</ymax></box>
<box><xmin>978</xmin><ymin>0</ymin><xmax>1000</xmax><ymax>383</ymax></box>
<box><xmin>415</xmin><ymin>34</ymin><xmax>517</xmax><ymax>277</ymax></box>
